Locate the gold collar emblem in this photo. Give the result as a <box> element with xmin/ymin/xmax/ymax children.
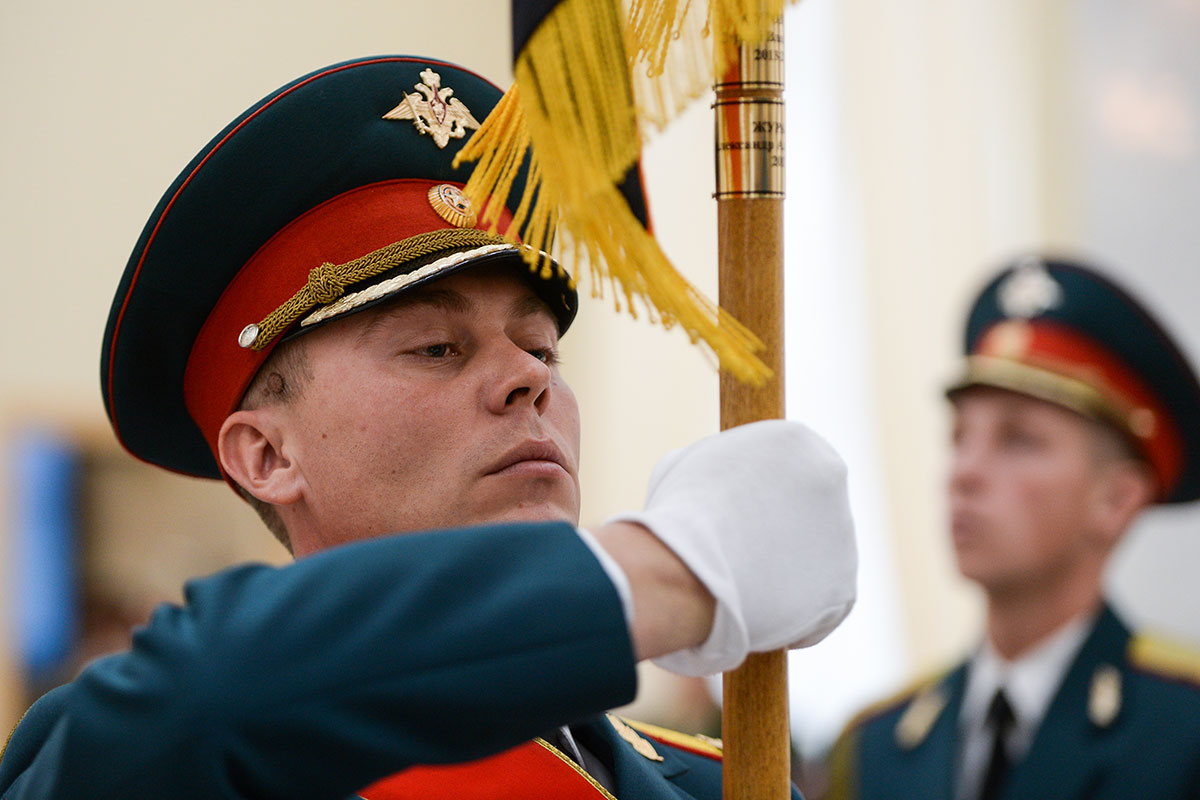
<box><xmin>383</xmin><ymin>68</ymin><xmax>481</xmax><ymax>149</ymax></box>
<box><xmin>894</xmin><ymin>686</ymin><xmax>947</xmax><ymax>750</ymax></box>
<box><xmin>606</xmin><ymin>714</ymin><xmax>663</xmax><ymax>762</ymax></box>
<box><xmin>1089</xmin><ymin>663</ymin><xmax>1122</xmax><ymax>728</ymax></box>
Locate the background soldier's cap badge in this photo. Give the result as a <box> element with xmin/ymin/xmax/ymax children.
<box><xmin>997</xmin><ymin>257</ymin><xmax>1063</xmax><ymax>319</ymax></box>
<box><xmin>383</xmin><ymin>68</ymin><xmax>481</xmax><ymax>148</ymax></box>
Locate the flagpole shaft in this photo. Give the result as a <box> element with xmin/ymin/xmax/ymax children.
<box><xmin>714</xmin><ymin>8</ymin><xmax>790</xmax><ymax>798</ymax></box>
<box><xmin>722</xmin><ymin>652</ymin><xmax>791</xmax><ymax>798</ymax></box>
<box><xmin>718</xmin><ymin>197</ymin><xmax>785</xmax><ymax>426</ymax></box>
<box><xmin>718</xmin><ymin>197</ymin><xmax>790</xmax><ymax>800</ymax></box>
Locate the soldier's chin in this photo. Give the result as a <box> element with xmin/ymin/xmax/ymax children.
<box><xmin>955</xmin><ymin>557</ymin><xmax>1024</xmax><ymax>596</ymax></box>
<box><xmin>951</xmin><ymin>550</ymin><xmax>992</xmax><ymax>586</ymax></box>
<box><xmin>478</xmin><ymin>499</ymin><xmax>580</xmax><ymax>528</ymax></box>
<box><xmin>466</xmin><ymin>480</ymin><xmax>581</xmax><ymax>527</ymax></box>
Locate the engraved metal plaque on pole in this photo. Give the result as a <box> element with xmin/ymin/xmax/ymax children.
<box><xmin>714</xmin><ymin>23</ymin><xmax>785</xmax><ymax>199</ymax></box>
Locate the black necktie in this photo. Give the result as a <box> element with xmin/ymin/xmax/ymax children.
<box><xmin>979</xmin><ymin>689</ymin><xmax>1015</xmax><ymax>800</ymax></box>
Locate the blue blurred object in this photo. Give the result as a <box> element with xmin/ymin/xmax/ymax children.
<box><xmin>9</xmin><ymin>428</ymin><xmax>80</xmax><ymax>680</ymax></box>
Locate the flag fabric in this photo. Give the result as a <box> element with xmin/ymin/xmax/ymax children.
<box><xmin>456</xmin><ymin>0</ymin><xmax>792</xmax><ymax>385</ymax></box>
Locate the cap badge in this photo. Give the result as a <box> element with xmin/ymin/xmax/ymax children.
<box><xmin>383</xmin><ymin>68</ymin><xmax>481</xmax><ymax>149</ymax></box>
<box><xmin>428</xmin><ymin>183</ymin><xmax>478</xmax><ymax>228</ymax></box>
<box><xmin>998</xmin><ymin>258</ymin><xmax>1063</xmax><ymax>319</ymax></box>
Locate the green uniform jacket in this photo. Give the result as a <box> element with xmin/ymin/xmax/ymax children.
<box><xmin>828</xmin><ymin>605</ymin><xmax>1200</xmax><ymax>799</ymax></box>
<box><xmin>1</xmin><ymin>521</ymin><xmax>789</xmax><ymax>800</ymax></box>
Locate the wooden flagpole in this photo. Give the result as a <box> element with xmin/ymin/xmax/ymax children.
<box><xmin>714</xmin><ymin>8</ymin><xmax>791</xmax><ymax>800</ymax></box>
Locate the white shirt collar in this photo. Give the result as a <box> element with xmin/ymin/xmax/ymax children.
<box><xmin>953</xmin><ymin>611</ymin><xmax>1095</xmax><ymax>800</ymax></box>
<box><xmin>960</xmin><ymin>610</ymin><xmax>1096</xmax><ymax>753</ymax></box>
<box><xmin>960</xmin><ymin>614</ymin><xmax>1094</xmax><ymax>753</ymax></box>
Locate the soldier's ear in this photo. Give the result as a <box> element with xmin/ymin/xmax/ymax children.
<box><xmin>218</xmin><ymin>408</ymin><xmax>305</xmax><ymax>507</ymax></box>
<box><xmin>1092</xmin><ymin>460</ymin><xmax>1155</xmax><ymax>549</ymax></box>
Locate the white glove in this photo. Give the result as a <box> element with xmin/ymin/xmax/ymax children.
<box><xmin>608</xmin><ymin>420</ymin><xmax>858</xmax><ymax>676</ymax></box>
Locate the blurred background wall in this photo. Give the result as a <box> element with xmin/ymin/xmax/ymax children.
<box><xmin>2</xmin><ymin>0</ymin><xmax>1199</xmax><ymax>781</ymax></box>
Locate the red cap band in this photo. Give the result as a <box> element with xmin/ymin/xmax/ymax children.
<box><xmin>977</xmin><ymin>319</ymin><xmax>1183</xmax><ymax>495</ymax></box>
<box><xmin>183</xmin><ymin>178</ymin><xmax>514</xmax><ymax>470</ymax></box>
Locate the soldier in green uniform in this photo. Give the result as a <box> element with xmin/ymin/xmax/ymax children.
<box><xmin>828</xmin><ymin>257</ymin><xmax>1200</xmax><ymax>800</ymax></box>
<box><xmin>0</xmin><ymin>55</ymin><xmax>858</xmax><ymax>799</ymax></box>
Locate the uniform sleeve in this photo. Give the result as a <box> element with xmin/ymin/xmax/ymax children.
<box><xmin>0</xmin><ymin>521</ymin><xmax>638</xmax><ymax>800</ymax></box>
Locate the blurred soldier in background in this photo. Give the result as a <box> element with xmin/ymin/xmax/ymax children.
<box><xmin>0</xmin><ymin>55</ymin><xmax>857</xmax><ymax>799</ymax></box>
<box><xmin>828</xmin><ymin>256</ymin><xmax>1200</xmax><ymax>799</ymax></box>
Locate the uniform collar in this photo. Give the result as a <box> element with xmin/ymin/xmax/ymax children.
<box><xmin>961</xmin><ymin>609</ymin><xmax>1096</xmax><ymax>754</ymax></box>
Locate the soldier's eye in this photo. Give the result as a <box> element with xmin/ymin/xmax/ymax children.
<box><xmin>418</xmin><ymin>343</ymin><xmax>452</xmax><ymax>358</ymax></box>
<box><xmin>529</xmin><ymin>347</ymin><xmax>560</xmax><ymax>365</ymax></box>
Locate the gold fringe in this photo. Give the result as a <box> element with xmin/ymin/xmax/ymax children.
<box><xmin>626</xmin><ymin>0</ymin><xmax>712</xmax><ymax>129</ymax></box>
<box><xmin>456</xmin><ymin>0</ymin><xmax>797</xmax><ymax>386</ymax></box>
<box><xmin>708</xmin><ymin>0</ymin><xmax>792</xmax><ymax>66</ymax></box>
<box><xmin>626</xmin><ymin>0</ymin><xmax>791</xmax><ymax>128</ymax></box>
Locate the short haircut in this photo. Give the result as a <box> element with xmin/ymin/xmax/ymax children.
<box><xmin>1086</xmin><ymin>415</ymin><xmax>1158</xmax><ymax>495</ymax></box>
<box><xmin>234</xmin><ymin>337</ymin><xmax>314</xmax><ymax>552</ymax></box>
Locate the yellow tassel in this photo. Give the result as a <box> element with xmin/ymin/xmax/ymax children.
<box><xmin>708</xmin><ymin>0</ymin><xmax>791</xmax><ymax>60</ymax></box>
<box><xmin>625</xmin><ymin>0</ymin><xmax>792</xmax><ymax>127</ymax></box>
<box><xmin>625</xmin><ymin>0</ymin><xmax>711</xmax><ymax>128</ymax></box>
<box><xmin>456</xmin><ymin>0</ymin><xmax>798</xmax><ymax>386</ymax></box>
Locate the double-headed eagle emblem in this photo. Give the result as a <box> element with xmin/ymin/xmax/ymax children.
<box><xmin>383</xmin><ymin>68</ymin><xmax>480</xmax><ymax>149</ymax></box>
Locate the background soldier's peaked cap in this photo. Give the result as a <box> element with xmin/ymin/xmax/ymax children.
<box><xmin>102</xmin><ymin>56</ymin><xmax>577</xmax><ymax>481</ymax></box>
<box><xmin>947</xmin><ymin>255</ymin><xmax>1200</xmax><ymax>504</ymax></box>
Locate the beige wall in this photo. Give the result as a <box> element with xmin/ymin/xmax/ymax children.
<box><xmin>0</xmin><ymin>1</ymin><xmax>513</xmax><ymax>411</ymax></box>
<box><xmin>834</xmin><ymin>0</ymin><xmax>1082</xmax><ymax>677</ymax></box>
